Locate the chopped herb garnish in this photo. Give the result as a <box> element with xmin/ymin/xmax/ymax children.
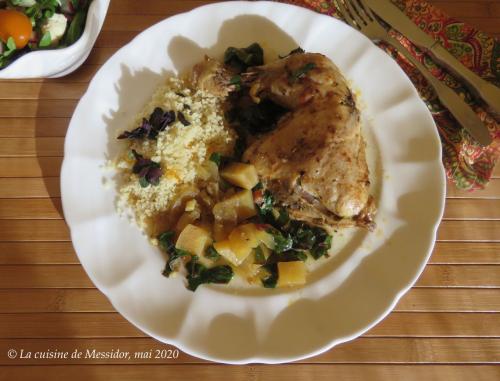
<box><xmin>183</xmin><ymin>104</ymin><xmax>191</xmax><ymax>110</ymax></box>
<box><xmin>118</xmin><ymin>107</ymin><xmax>175</xmax><ymax>140</ymax></box>
<box><xmin>224</xmin><ymin>43</ymin><xmax>264</xmax><ymax>73</ymax></box>
<box><xmin>205</xmin><ymin>245</ymin><xmax>221</xmax><ymax>261</ymax></box>
<box><xmin>131</xmin><ymin>150</ymin><xmax>162</xmax><ymax>187</ymax></box>
<box><xmin>279</xmin><ymin>47</ymin><xmax>305</xmax><ymax>59</ymax></box>
<box><xmin>177</xmin><ymin>111</ymin><xmax>191</xmax><ymax>126</ymax></box>
<box><xmin>186</xmin><ymin>259</ymin><xmax>234</xmax><ymax>291</ymax></box>
<box><xmin>290</xmin><ymin>62</ymin><xmax>316</xmax><ymax>82</ymax></box>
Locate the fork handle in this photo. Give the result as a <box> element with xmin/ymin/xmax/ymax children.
<box><xmin>429</xmin><ymin>43</ymin><xmax>500</xmax><ymax>116</ymax></box>
<box><xmin>383</xmin><ymin>36</ymin><xmax>492</xmax><ymax>146</ymax></box>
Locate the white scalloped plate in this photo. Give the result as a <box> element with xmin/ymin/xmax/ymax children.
<box><xmin>61</xmin><ymin>1</ymin><xmax>446</xmax><ymax>364</ymax></box>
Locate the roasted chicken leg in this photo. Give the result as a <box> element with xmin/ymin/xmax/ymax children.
<box><xmin>243</xmin><ymin>53</ymin><xmax>375</xmax><ymax>229</ymax></box>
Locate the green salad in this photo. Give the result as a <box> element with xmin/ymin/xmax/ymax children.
<box><xmin>0</xmin><ymin>0</ymin><xmax>93</xmax><ymax>69</ymax></box>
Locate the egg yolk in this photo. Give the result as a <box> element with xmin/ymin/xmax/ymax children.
<box><xmin>0</xmin><ymin>9</ymin><xmax>33</xmax><ymax>49</ymax></box>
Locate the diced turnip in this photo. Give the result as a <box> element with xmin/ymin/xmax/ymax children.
<box><xmin>220</xmin><ymin>162</ymin><xmax>259</xmax><ymax>190</ymax></box>
<box><xmin>277</xmin><ymin>261</ymin><xmax>306</xmax><ymax>287</ymax></box>
<box><xmin>175</xmin><ymin>224</ymin><xmax>211</xmax><ymax>256</ymax></box>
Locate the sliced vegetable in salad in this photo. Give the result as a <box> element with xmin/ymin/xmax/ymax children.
<box><xmin>0</xmin><ymin>0</ymin><xmax>93</xmax><ymax>69</ymax></box>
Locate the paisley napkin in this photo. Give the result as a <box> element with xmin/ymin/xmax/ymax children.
<box><xmin>276</xmin><ymin>0</ymin><xmax>500</xmax><ymax>190</ymax></box>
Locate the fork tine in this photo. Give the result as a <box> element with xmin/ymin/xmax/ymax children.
<box><xmin>342</xmin><ymin>0</ymin><xmax>367</xmax><ymax>27</ymax></box>
<box><xmin>334</xmin><ymin>0</ymin><xmax>359</xmax><ymax>29</ymax></box>
<box><xmin>355</xmin><ymin>0</ymin><xmax>376</xmax><ymax>21</ymax></box>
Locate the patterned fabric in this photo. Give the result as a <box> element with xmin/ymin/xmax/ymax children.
<box><xmin>275</xmin><ymin>0</ymin><xmax>499</xmax><ymax>190</ymax></box>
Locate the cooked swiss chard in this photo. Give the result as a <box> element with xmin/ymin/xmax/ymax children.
<box><xmin>186</xmin><ymin>259</ymin><xmax>234</xmax><ymax>291</ymax></box>
<box><xmin>233</xmin><ymin>99</ymin><xmax>288</xmax><ymax>135</ymax></box>
<box><xmin>224</xmin><ymin>42</ymin><xmax>264</xmax><ymax>73</ymax></box>
<box><xmin>261</xmin><ymin>263</ymin><xmax>278</xmax><ymax>288</ymax></box>
<box><xmin>158</xmin><ymin>230</ymin><xmax>191</xmax><ymax>277</ymax></box>
<box><xmin>256</xmin><ymin>190</ymin><xmax>333</xmax><ymax>260</ymax></box>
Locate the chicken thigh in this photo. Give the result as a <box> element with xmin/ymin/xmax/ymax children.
<box><xmin>243</xmin><ymin>52</ymin><xmax>375</xmax><ymax>229</ymax></box>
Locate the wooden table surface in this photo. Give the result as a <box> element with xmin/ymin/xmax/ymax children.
<box><xmin>0</xmin><ymin>0</ymin><xmax>499</xmax><ymax>380</ymax></box>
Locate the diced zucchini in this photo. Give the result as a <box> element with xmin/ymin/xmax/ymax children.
<box><xmin>220</xmin><ymin>162</ymin><xmax>259</xmax><ymax>190</ymax></box>
<box><xmin>277</xmin><ymin>261</ymin><xmax>306</xmax><ymax>287</ymax></box>
<box><xmin>175</xmin><ymin>224</ymin><xmax>212</xmax><ymax>256</ymax></box>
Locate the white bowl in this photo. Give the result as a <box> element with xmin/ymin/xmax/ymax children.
<box><xmin>0</xmin><ymin>0</ymin><xmax>110</xmax><ymax>79</ymax></box>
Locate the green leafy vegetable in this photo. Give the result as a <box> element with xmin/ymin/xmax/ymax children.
<box><xmin>39</xmin><ymin>32</ymin><xmax>52</xmax><ymax>48</ymax></box>
<box><xmin>257</xmin><ymin>190</ymin><xmax>274</xmax><ymax>215</ymax></box>
<box><xmin>229</xmin><ymin>75</ymin><xmax>242</xmax><ymax>91</ymax></box>
<box><xmin>0</xmin><ymin>37</ymin><xmax>19</xmax><ymax>69</ymax></box>
<box><xmin>157</xmin><ymin>230</ymin><xmax>192</xmax><ymax>277</ymax></box>
<box><xmin>253</xmin><ymin>246</ymin><xmax>266</xmax><ymax>265</ymax></box>
<box><xmin>186</xmin><ymin>259</ymin><xmax>234</xmax><ymax>291</ymax></box>
<box><xmin>25</xmin><ymin>0</ymin><xmax>59</xmax><ymax>25</ymax></box>
<box><xmin>224</xmin><ymin>43</ymin><xmax>264</xmax><ymax>73</ymax></box>
<box><xmin>157</xmin><ymin>231</ymin><xmax>175</xmax><ymax>252</ymax></box>
<box><xmin>64</xmin><ymin>9</ymin><xmax>86</xmax><ymax>45</ymax></box>
<box><xmin>209</xmin><ymin>152</ymin><xmax>222</xmax><ymax>167</ymax></box>
<box><xmin>205</xmin><ymin>245</ymin><xmax>221</xmax><ymax>261</ymax></box>
<box><xmin>267</xmin><ymin>228</ymin><xmax>293</xmax><ymax>253</ymax></box>
<box><xmin>6</xmin><ymin>37</ymin><xmax>16</xmax><ymax>51</ymax></box>
<box><xmin>234</xmin><ymin>99</ymin><xmax>288</xmax><ymax>135</ymax></box>
<box><xmin>290</xmin><ymin>62</ymin><xmax>316</xmax><ymax>82</ymax></box>
<box><xmin>162</xmin><ymin>248</ymin><xmax>190</xmax><ymax>277</ymax></box>
<box><xmin>261</xmin><ymin>263</ymin><xmax>278</xmax><ymax>288</ymax></box>
<box><xmin>266</xmin><ymin>250</ymin><xmax>307</xmax><ymax>264</ymax></box>
<box><xmin>310</xmin><ymin>235</ymin><xmax>332</xmax><ymax>260</ymax></box>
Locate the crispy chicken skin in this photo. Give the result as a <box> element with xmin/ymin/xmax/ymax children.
<box><xmin>243</xmin><ymin>53</ymin><xmax>375</xmax><ymax>228</ymax></box>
